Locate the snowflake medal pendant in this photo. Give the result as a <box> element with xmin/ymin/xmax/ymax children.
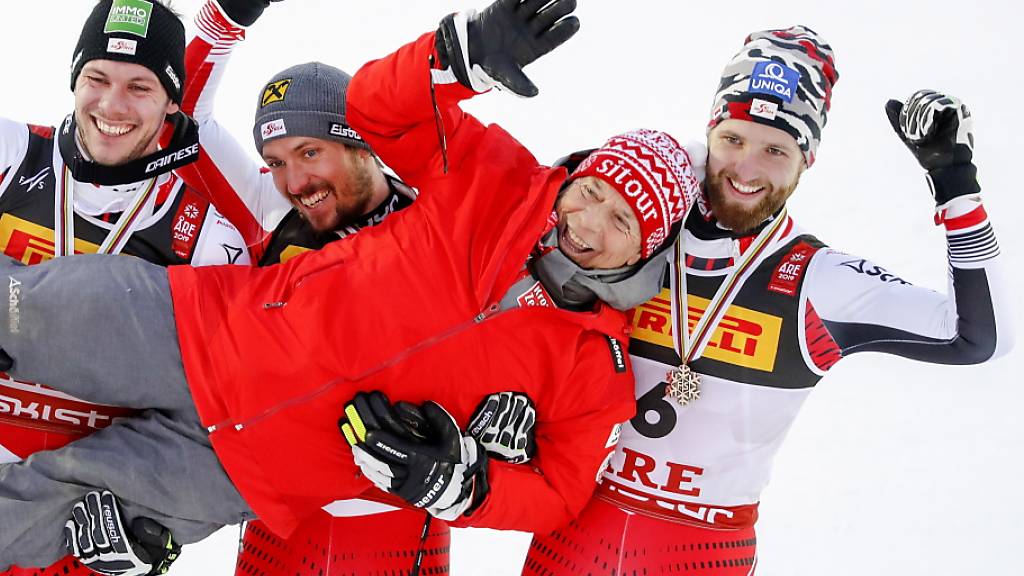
<box><xmin>666</xmin><ymin>364</ymin><xmax>701</xmax><ymax>406</ymax></box>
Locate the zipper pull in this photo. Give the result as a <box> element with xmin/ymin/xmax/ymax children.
<box><xmin>474</xmin><ymin>303</ymin><xmax>499</xmax><ymax>323</ymax></box>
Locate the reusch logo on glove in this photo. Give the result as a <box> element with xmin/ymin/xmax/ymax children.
<box><xmin>749</xmin><ymin>61</ymin><xmax>800</xmax><ymax>103</ymax></box>
<box><xmin>104</xmin><ymin>0</ymin><xmax>154</xmax><ymax>38</ymax></box>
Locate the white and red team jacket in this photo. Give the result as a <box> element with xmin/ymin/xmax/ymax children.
<box><xmin>599</xmin><ymin>200</ymin><xmax>1012</xmax><ymax>530</ymax></box>
<box><xmin>0</xmin><ymin>114</ymin><xmax>250</xmax><ymax>466</ymax></box>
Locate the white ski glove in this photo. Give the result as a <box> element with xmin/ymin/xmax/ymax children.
<box><xmin>466</xmin><ymin>391</ymin><xmax>537</xmax><ymax>464</ymax></box>
<box><xmin>64</xmin><ymin>491</ymin><xmax>181</xmax><ymax>576</ymax></box>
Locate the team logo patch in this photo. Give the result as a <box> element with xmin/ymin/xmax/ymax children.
<box><xmin>750</xmin><ymin>98</ymin><xmax>779</xmax><ymax>120</ymax></box>
<box><xmin>261</xmin><ymin>79</ymin><xmax>291</xmax><ymax>107</ymax></box>
<box><xmin>767</xmin><ymin>241</ymin><xmax>817</xmax><ymax>296</ymax></box>
<box><xmin>106</xmin><ymin>37</ymin><xmax>138</xmax><ymax>56</ymax></box>
<box><xmin>171</xmin><ymin>190</ymin><xmax>208</xmax><ymax>260</ymax></box>
<box><xmin>104</xmin><ymin>0</ymin><xmax>154</xmax><ymax>38</ymax></box>
<box><xmin>748</xmin><ymin>61</ymin><xmax>800</xmax><ymax>103</ymax></box>
<box><xmin>260</xmin><ymin>119</ymin><xmax>287</xmax><ymax>141</ymax></box>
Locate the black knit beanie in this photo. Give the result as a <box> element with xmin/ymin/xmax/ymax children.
<box><xmin>70</xmin><ymin>0</ymin><xmax>186</xmax><ymax>104</ymax></box>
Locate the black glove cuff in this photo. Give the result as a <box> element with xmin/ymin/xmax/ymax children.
<box><xmin>217</xmin><ymin>0</ymin><xmax>269</xmax><ymax>27</ymax></box>
<box><xmin>436</xmin><ymin>14</ymin><xmax>473</xmax><ymax>90</ymax></box>
<box><xmin>927</xmin><ymin>163</ymin><xmax>981</xmax><ymax>206</ymax></box>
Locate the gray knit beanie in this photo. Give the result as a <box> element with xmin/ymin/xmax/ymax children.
<box><xmin>252</xmin><ymin>61</ymin><xmax>369</xmax><ymax>155</ymax></box>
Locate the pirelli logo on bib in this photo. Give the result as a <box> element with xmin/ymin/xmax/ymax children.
<box><xmin>628</xmin><ymin>288</ymin><xmax>783</xmax><ymax>372</ymax></box>
<box><xmin>0</xmin><ymin>214</ymin><xmax>99</xmax><ymax>265</ymax></box>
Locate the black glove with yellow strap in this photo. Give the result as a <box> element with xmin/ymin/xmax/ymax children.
<box><xmin>340</xmin><ymin>392</ymin><xmax>489</xmax><ymax>521</ymax></box>
<box><xmin>885</xmin><ymin>89</ymin><xmax>980</xmax><ymax>208</ymax></box>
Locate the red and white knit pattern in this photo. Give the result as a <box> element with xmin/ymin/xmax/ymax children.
<box><xmin>195</xmin><ymin>0</ymin><xmax>246</xmax><ymax>51</ymax></box>
<box><xmin>573</xmin><ymin>129</ymin><xmax>701</xmax><ymax>258</ymax></box>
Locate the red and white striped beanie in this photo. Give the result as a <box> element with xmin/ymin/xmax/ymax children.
<box><xmin>570</xmin><ymin>129</ymin><xmax>703</xmax><ymax>259</ymax></box>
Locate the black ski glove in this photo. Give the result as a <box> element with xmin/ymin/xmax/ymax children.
<box><xmin>885</xmin><ymin>89</ymin><xmax>980</xmax><ymax>207</ymax></box>
<box><xmin>341</xmin><ymin>393</ymin><xmax>489</xmax><ymax>521</ymax></box>
<box><xmin>215</xmin><ymin>0</ymin><xmax>283</xmax><ymax>27</ymax></box>
<box><xmin>64</xmin><ymin>491</ymin><xmax>181</xmax><ymax>576</ymax></box>
<box><xmin>436</xmin><ymin>0</ymin><xmax>580</xmax><ymax>97</ymax></box>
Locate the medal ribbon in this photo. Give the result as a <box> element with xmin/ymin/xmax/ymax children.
<box><xmin>670</xmin><ymin>208</ymin><xmax>789</xmax><ymax>367</ymax></box>
<box><xmin>54</xmin><ymin>148</ymin><xmax>160</xmax><ymax>257</ymax></box>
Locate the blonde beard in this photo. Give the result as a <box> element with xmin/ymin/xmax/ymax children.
<box><xmin>704</xmin><ymin>170</ymin><xmax>800</xmax><ymax>234</ymax></box>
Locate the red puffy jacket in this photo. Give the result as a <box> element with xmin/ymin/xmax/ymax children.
<box><xmin>167</xmin><ymin>32</ymin><xmax>635</xmax><ymax>537</ymax></box>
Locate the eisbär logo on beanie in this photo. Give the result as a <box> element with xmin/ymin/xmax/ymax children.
<box><xmin>569</xmin><ymin>129</ymin><xmax>703</xmax><ymax>259</ymax></box>
<box><xmin>708</xmin><ymin>25</ymin><xmax>839</xmax><ymax>167</ymax></box>
<box><xmin>104</xmin><ymin>0</ymin><xmax>154</xmax><ymax>38</ymax></box>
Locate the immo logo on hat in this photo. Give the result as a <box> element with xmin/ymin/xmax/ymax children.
<box><xmin>104</xmin><ymin>0</ymin><xmax>154</xmax><ymax>38</ymax></box>
<box><xmin>749</xmin><ymin>61</ymin><xmax>800</xmax><ymax>103</ymax></box>
<box><xmin>262</xmin><ymin>79</ymin><xmax>291</xmax><ymax>107</ymax></box>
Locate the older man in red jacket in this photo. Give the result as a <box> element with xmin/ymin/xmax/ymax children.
<box><xmin>0</xmin><ymin>0</ymin><xmax>704</xmax><ymax>572</ymax></box>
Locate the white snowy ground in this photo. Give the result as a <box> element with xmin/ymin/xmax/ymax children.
<box><xmin>3</xmin><ymin>1</ymin><xmax>1021</xmax><ymax>574</ymax></box>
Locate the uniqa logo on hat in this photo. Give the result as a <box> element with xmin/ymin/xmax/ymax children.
<box><xmin>748</xmin><ymin>61</ymin><xmax>800</xmax><ymax>103</ymax></box>
<box><xmin>104</xmin><ymin>0</ymin><xmax>154</xmax><ymax>38</ymax></box>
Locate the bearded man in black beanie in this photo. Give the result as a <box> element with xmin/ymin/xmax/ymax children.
<box><xmin>0</xmin><ymin>1</ymin><xmax>255</xmax><ymax>575</ymax></box>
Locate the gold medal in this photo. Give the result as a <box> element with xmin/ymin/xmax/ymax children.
<box><xmin>665</xmin><ymin>364</ymin><xmax>701</xmax><ymax>406</ymax></box>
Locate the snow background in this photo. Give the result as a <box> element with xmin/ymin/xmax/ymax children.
<box><xmin>2</xmin><ymin>0</ymin><xmax>1021</xmax><ymax>573</ymax></box>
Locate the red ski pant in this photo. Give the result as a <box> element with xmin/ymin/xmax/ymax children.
<box><xmin>524</xmin><ymin>497</ymin><xmax>757</xmax><ymax>575</ymax></box>
<box><xmin>236</xmin><ymin>508</ymin><xmax>450</xmax><ymax>575</ymax></box>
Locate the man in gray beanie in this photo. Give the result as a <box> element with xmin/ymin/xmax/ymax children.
<box><xmin>171</xmin><ymin>0</ymin><xmax>418</xmax><ymax>269</ymax></box>
<box><xmin>525</xmin><ymin>25</ymin><xmax>1012</xmax><ymax>575</ymax></box>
